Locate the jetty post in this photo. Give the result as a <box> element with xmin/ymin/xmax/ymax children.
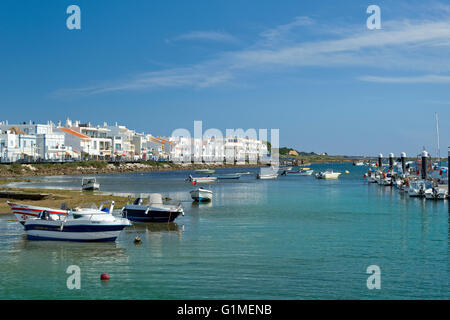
<box><xmin>378</xmin><ymin>153</ymin><xmax>383</xmax><ymax>169</ymax></box>
<box><xmin>401</xmin><ymin>152</ymin><xmax>406</xmax><ymax>176</ymax></box>
<box><xmin>421</xmin><ymin>150</ymin><xmax>429</xmax><ymax>180</ymax></box>
<box><xmin>389</xmin><ymin>153</ymin><xmax>394</xmax><ymax>171</ymax></box>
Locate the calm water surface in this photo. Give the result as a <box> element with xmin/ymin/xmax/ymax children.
<box><xmin>0</xmin><ymin>164</ymin><xmax>448</xmax><ymax>299</ymax></box>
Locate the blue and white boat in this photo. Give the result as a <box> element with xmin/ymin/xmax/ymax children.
<box><xmin>122</xmin><ymin>193</ymin><xmax>184</xmax><ymax>222</ymax></box>
<box><xmin>281</xmin><ymin>168</ymin><xmax>313</xmax><ymax>176</ymax></box>
<box><xmin>190</xmin><ymin>187</ymin><xmax>213</xmax><ymax>202</ymax></box>
<box><xmin>22</xmin><ymin>201</ymin><xmax>131</xmax><ymax>242</ymax></box>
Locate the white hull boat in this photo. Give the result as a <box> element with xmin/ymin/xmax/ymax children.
<box><xmin>315</xmin><ymin>170</ymin><xmax>342</xmax><ymax>179</ymax></box>
<box><xmin>186</xmin><ymin>175</ymin><xmax>217</xmax><ymax>183</ymax></box>
<box><xmin>82</xmin><ymin>177</ymin><xmax>100</xmax><ymax>191</ymax></box>
<box><xmin>195</xmin><ymin>169</ymin><xmax>215</xmax><ymax>174</ymax></box>
<box><xmin>190</xmin><ymin>187</ymin><xmax>213</xmax><ymax>201</ymax></box>
<box><xmin>424</xmin><ymin>186</ymin><xmax>448</xmax><ymax>200</ymax></box>
<box><xmin>11</xmin><ymin>201</ymin><xmax>131</xmax><ymax>241</ymax></box>
<box><xmin>257</xmin><ymin>173</ymin><xmax>278</xmax><ymax>179</ymax></box>
<box><xmin>408</xmin><ymin>181</ymin><xmax>428</xmax><ymax>197</ymax></box>
<box><xmin>216</xmin><ymin>173</ymin><xmax>241</xmax><ymax>180</ymax></box>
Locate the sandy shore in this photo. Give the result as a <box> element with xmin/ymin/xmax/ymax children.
<box><xmin>0</xmin><ymin>187</ymin><xmax>132</xmax><ymax>215</ymax></box>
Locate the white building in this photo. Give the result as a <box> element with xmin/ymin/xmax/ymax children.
<box><xmin>0</xmin><ymin>121</ymin><xmax>68</xmax><ymax>160</ymax></box>
<box><xmin>63</xmin><ymin>119</ymin><xmax>112</xmax><ymax>159</ymax></box>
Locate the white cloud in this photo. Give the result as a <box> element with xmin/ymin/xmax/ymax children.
<box><xmin>359</xmin><ymin>74</ymin><xmax>450</xmax><ymax>83</ymax></box>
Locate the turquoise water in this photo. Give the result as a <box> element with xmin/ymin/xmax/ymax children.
<box><xmin>0</xmin><ymin>163</ymin><xmax>448</xmax><ymax>299</ymax></box>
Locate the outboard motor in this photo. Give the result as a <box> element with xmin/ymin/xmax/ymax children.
<box><xmin>133</xmin><ymin>198</ymin><xmax>143</xmax><ymax>205</ymax></box>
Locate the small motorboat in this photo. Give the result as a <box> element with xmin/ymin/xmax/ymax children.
<box><xmin>190</xmin><ymin>187</ymin><xmax>213</xmax><ymax>202</ymax></box>
<box><xmin>281</xmin><ymin>168</ymin><xmax>313</xmax><ymax>176</ymax></box>
<box><xmin>256</xmin><ymin>167</ymin><xmax>278</xmax><ymax>180</ymax></box>
<box><xmin>315</xmin><ymin>170</ymin><xmax>342</xmax><ymax>179</ymax></box>
<box><xmin>186</xmin><ymin>175</ymin><xmax>218</xmax><ymax>183</ymax></box>
<box><xmin>195</xmin><ymin>169</ymin><xmax>215</xmax><ymax>174</ymax></box>
<box><xmin>353</xmin><ymin>161</ymin><xmax>365</xmax><ymax>166</ymax></box>
<box><xmin>216</xmin><ymin>173</ymin><xmax>240</xmax><ymax>180</ymax></box>
<box><xmin>22</xmin><ymin>201</ymin><xmax>131</xmax><ymax>242</ymax></box>
<box><xmin>408</xmin><ymin>180</ymin><xmax>429</xmax><ymax>197</ymax></box>
<box><xmin>424</xmin><ymin>185</ymin><xmax>448</xmax><ymax>200</ymax></box>
<box><xmin>122</xmin><ymin>193</ymin><xmax>184</xmax><ymax>223</ymax></box>
<box><xmin>82</xmin><ymin>177</ymin><xmax>100</xmax><ymax>191</ymax></box>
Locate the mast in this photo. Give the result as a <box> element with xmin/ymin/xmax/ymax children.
<box><xmin>435</xmin><ymin>112</ymin><xmax>441</xmax><ymax>165</ymax></box>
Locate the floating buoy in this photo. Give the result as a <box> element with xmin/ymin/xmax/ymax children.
<box><xmin>345</xmin><ymin>170</ymin><xmax>349</xmax><ymax>174</ymax></box>
<box><xmin>134</xmin><ymin>236</ymin><xmax>142</xmax><ymax>245</ymax></box>
<box><xmin>100</xmin><ymin>273</ymin><xmax>110</xmax><ymax>281</ymax></box>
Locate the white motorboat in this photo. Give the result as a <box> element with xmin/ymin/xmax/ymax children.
<box><xmin>353</xmin><ymin>161</ymin><xmax>364</xmax><ymax>166</ymax></box>
<box><xmin>17</xmin><ymin>201</ymin><xmax>131</xmax><ymax>241</ymax></box>
<box><xmin>82</xmin><ymin>177</ymin><xmax>100</xmax><ymax>191</ymax></box>
<box><xmin>122</xmin><ymin>193</ymin><xmax>184</xmax><ymax>222</ymax></box>
<box><xmin>424</xmin><ymin>185</ymin><xmax>448</xmax><ymax>200</ymax></box>
<box><xmin>315</xmin><ymin>170</ymin><xmax>342</xmax><ymax>179</ymax></box>
<box><xmin>190</xmin><ymin>187</ymin><xmax>213</xmax><ymax>202</ymax></box>
<box><xmin>408</xmin><ymin>180</ymin><xmax>428</xmax><ymax>197</ymax></box>
<box><xmin>195</xmin><ymin>169</ymin><xmax>215</xmax><ymax>174</ymax></box>
<box><xmin>257</xmin><ymin>167</ymin><xmax>278</xmax><ymax>180</ymax></box>
<box><xmin>257</xmin><ymin>173</ymin><xmax>278</xmax><ymax>179</ymax></box>
<box><xmin>186</xmin><ymin>175</ymin><xmax>218</xmax><ymax>183</ymax></box>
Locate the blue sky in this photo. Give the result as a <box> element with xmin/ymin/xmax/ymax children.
<box><xmin>0</xmin><ymin>0</ymin><xmax>449</xmax><ymax>157</ymax></box>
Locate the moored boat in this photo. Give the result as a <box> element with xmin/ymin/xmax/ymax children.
<box><xmin>122</xmin><ymin>193</ymin><xmax>184</xmax><ymax>222</ymax></box>
<box><xmin>216</xmin><ymin>173</ymin><xmax>240</xmax><ymax>180</ymax></box>
<box><xmin>315</xmin><ymin>170</ymin><xmax>342</xmax><ymax>179</ymax></box>
<box><xmin>195</xmin><ymin>169</ymin><xmax>215</xmax><ymax>174</ymax></box>
<box><xmin>186</xmin><ymin>175</ymin><xmax>218</xmax><ymax>183</ymax></box>
<box><xmin>20</xmin><ymin>201</ymin><xmax>131</xmax><ymax>242</ymax></box>
<box><xmin>82</xmin><ymin>177</ymin><xmax>100</xmax><ymax>191</ymax></box>
<box><xmin>281</xmin><ymin>168</ymin><xmax>313</xmax><ymax>176</ymax></box>
<box><xmin>190</xmin><ymin>187</ymin><xmax>213</xmax><ymax>202</ymax></box>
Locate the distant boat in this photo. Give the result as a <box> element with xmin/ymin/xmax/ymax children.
<box><xmin>424</xmin><ymin>186</ymin><xmax>448</xmax><ymax>200</ymax></box>
<box><xmin>315</xmin><ymin>170</ymin><xmax>342</xmax><ymax>179</ymax></box>
<box><xmin>257</xmin><ymin>167</ymin><xmax>278</xmax><ymax>179</ymax></box>
<box><xmin>281</xmin><ymin>168</ymin><xmax>313</xmax><ymax>176</ymax></box>
<box><xmin>353</xmin><ymin>161</ymin><xmax>364</xmax><ymax>166</ymax></box>
<box><xmin>216</xmin><ymin>173</ymin><xmax>240</xmax><ymax>180</ymax></box>
<box><xmin>82</xmin><ymin>177</ymin><xmax>99</xmax><ymax>191</ymax></box>
<box><xmin>122</xmin><ymin>194</ymin><xmax>184</xmax><ymax>222</ymax></box>
<box><xmin>408</xmin><ymin>180</ymin><xmax>429</xmax><ymax>197</ymax></box>
<box><xmin>186</xmin><ymin>175</ymin><xmax>218</xmax><ymax>183</ymax></box>
<box><xmin>195</xmin><ymin>169</ymin><xmax>215</xmax><ymax>174</ymax></box>
<box><xmin>190</xmin><ymin>187</ymin><xmax>213</xmax><ymax>202</ymax></box>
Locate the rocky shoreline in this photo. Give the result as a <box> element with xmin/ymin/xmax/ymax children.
<box><xmin>0</xmin><ymin>161</ymin><xmax>266</xmax><ymax>177</ymax></box>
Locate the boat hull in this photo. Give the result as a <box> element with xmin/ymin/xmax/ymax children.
<box><xmin>7</xmin><ymin>202</ymin><xmax>68</xmax><ymax>225</ymax></box>
<box><xmin>123</xmin><ymin>207</ymin><xmax>182</xmax><ymax>222</ymax></box>
<box><xmin>24</xmin><ymin>221</ymin><xmax>128</xmax><ymax>242</ymax></box>
<box><xmin>190</xmin><ymin>189</ymin><xmax>213</xmax><ymax>201</ymax></box>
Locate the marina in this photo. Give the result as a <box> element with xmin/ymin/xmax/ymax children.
<box><xmin>0</xmin><ymin>161</ymin><xmax>448</xmax><ymax>299</ymax></box>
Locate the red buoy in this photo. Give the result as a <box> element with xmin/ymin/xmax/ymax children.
<box><xmin>100</xmin><ymin>273</ymin><xmax>110</xmax><ymax>281</ymax></box>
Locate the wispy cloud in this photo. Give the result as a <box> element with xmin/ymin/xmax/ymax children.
<box><xmin>166</xmin><ymin>30</ymin><xmax>239</xmax><ymax>44</ymax></box>
<box><xmin>54</xmin><ymin>9</ymin><xmax>450</xmax><ymax>96</ymax></box>
<box><xmin>359</xmin><ymin>74</ymin><xmax>450</xmax><ymax>83</ymax></box>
